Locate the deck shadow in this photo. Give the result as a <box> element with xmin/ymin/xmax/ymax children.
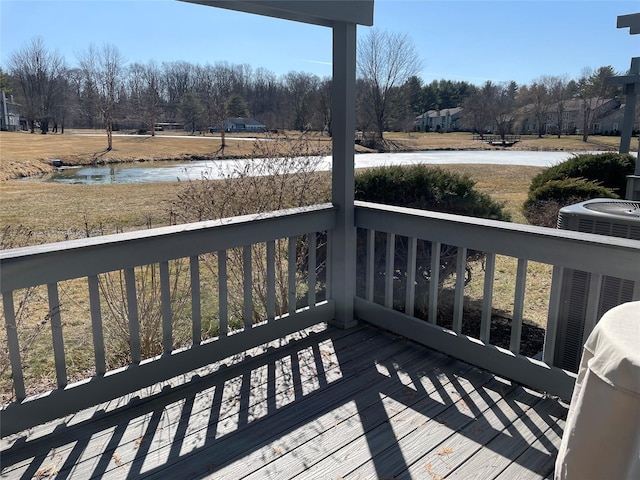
<box><xmin>0</xmin><ymin>324</ymin><xmax>566</xmax><ymax>479</ymax></box>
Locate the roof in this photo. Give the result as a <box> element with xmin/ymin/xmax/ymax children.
<box><xmin>179</xmin><ymin>0</ymin><xmax>374</xmax><ymax>27</ymax></box>
<box><xmin>417</xmin><ymin>107</ymin><xmax>464</xmax><ymax>120</ymax></box>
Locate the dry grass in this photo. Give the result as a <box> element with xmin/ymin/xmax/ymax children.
<box><xmin>384</xmin><ymin>131</ymin><xmax>622</xmax><ymax>153</ymax></box>
<box><xmin>0</xmin><ymin>181</ymin><xmax>181</xmax><ymax>241</ymax></box>
<box><xmin>438</xmin><ymin>164</ymin><xmax>543</xmax><ymax>223</ymax></box>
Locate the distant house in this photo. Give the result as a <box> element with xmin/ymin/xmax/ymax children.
<box><xmin>414</xmin><ymin>107</ymin><xmax>463</xmax><ymax>132</ymax></box>
<box><xmin>0</xmin><ymin>91</ymin><xmax>21</xmax><ymax>132</ymax></box>
<box><xmin>154</xmin><ymin>122</ymin><xmax>185</xmax><ymax>131</ymax></box>
<box><xmin>516</xmin><ymin>98</ymin><xmax>621</xmax><ymax>136</ymax></box>
<box><xmin>211</xmin><ymin>117</ymin><xmax>267</xmax><ymax>133</ymax></box>
<box><xmin>597</xmin><ymin>102</ymin><xmax>639</xmax><ymax>136</ymax></box>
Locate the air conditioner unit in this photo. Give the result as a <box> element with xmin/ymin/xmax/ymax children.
<box><xmin>550</xmin><ymin>199</ymin><xmax>640</xmax><ymax>372</ymax></box>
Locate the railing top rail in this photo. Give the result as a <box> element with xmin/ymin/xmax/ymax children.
<box><xmin>355</xmin><ymin>201</ymin><xmax>640</xmax><ymax>281</ymax></box>
<box><xmin>1</xmin><ymin>204</ymin><xmax>335</xmax><ymax>293</ymax></box>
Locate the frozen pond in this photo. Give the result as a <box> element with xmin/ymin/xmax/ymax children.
<box><xmin>42</xmin><ymin>150</ymin><xmax>603</xmax><ymax>185</ymax></box>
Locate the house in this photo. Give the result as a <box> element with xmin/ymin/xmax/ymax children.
<box><xmin>516</xmin><ymin>97</ymin><xmax>621</xmax><ymax>135</ymax></box>
<box><xmin>414</xmin><ymin>107</ymin><xmax>463</xmax><ymax>132</ymax></box>
<box><xmin>153</xmin><ymin>122</ymin><xmax>185</xmax><ymax>131</ymax></box>
<box><xmin>597</xmin><ymin>101</ymin><xmax>640</xmax><ymax>135</ymax></box>
<box><xmin>211</xmin><ymin>117</ymin><xmax>267</xmax><ymax>133</ymax></box>
<box><xmin>0</xmin><ymin>91</ymin><xmax>21</xmax><ymax>132</ymax></box>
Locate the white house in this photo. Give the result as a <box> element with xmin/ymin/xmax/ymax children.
<box><xmin>414</xmin><ymin>107</ymin><xmax>463</xmax><ymax>132</ymax></box>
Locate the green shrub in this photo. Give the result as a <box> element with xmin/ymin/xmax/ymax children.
<box><xmin>528</xmin><ymin>152</ymin><xmax>635</xmax><ymax>198</ymax></box>
<box><xmin>527</xmin><ymin>177</ymin><xmax>617</xmax><ymax>203</ymax></box>
<box><xmin>354</xmin><ymin>165</ymin><xmax>510</xmax><ymax>316</ymax></box>
<box><xmin>524</xmin><ymin>178</ymin><xmax>617</xmax><ymax>228</ymax></box>
<box><xmin>355</xmin><ymin>164</ymin><xmax>510</xmax><ymax>221</ymax></box>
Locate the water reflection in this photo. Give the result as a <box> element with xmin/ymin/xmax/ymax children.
<box><xmin>46</xmin><ymin>161</ymin><xmax>229</xmax><ymax>184</ymax></box>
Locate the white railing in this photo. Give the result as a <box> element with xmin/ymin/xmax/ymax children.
<box><xmin>0</xmin><ymin>204</ymin><xmax>335</xmax><ymax>437</ymax></box>
<box><xmin>354</xmin><ymin>201</ymin><xmax>640</xmax><ymax>401</ymax></box>
<box><xmin>3</xmin><ymin>200</ymin><xmax>640</xmax><ymax>437</ymax></box>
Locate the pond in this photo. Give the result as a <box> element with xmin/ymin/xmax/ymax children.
<box><xmin>39</xmin><ymin>151</ymin><xmax>590</xmax><ymax>185</ymax></box>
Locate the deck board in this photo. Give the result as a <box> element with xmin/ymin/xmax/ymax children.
<box><xmin>0</xmin><ymin>323</ymin><xmax>567</xmax><ymax>480</ymax></box>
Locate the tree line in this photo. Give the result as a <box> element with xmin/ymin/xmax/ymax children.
<box><xmin>1</xmin><ymin>32</ymin><xmax>627</xmax><ymax>150</ymax></box>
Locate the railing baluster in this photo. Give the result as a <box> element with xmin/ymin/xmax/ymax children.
<box><xmin>510</xmin><ymin>258</ymin><xmax>527</xmax><ymax>353</ymax></box>
<box><xmin>543</xmin><ymin>265</ymin><xmax>563</xmax><ymax>364</ymax></box>
<box><xmin>124</xmin><ymin>268</ymin><xmax>142</xmax><ymax>363</ymax></box>
<box><xmin>267</xmin><ymin>240</ymin><xmax>276</xmax><ymax>321</ymax></box>
<box><xmin>480</xmin><ymin>253</ymin><xmax>496</xmax><ymax>344</ymax></box>
<box><xmin>47</xmin><ymin>283</ymin><xmax>67</xmax><ymax>388</ymax></box>
<box><xmin>428</xmin><ymin>241</ymin><xmax>441</xmax><ymax>324</ymax></box>
<box><xmin>218</xmin><ymin>251</ymin><xmax>228</xmax><ymax>337</ymax></box>
<box><xmin>453</xmin><ymin>247</ymin><xmax>467</xmax><ymax>333</ymax></box>
<box><xmin>160</xmin><ymin>261</ymin><xmax>172</xmax><ymax>354</ymax></box>
<box><xmin>326</xmin><ymin>230</ymin><xmax>333</xmax><ymax>299</ymax></box>
<box><xmin>288</xmin><ymin>236</ymin><xmax>297</xmax><ymax>315</ymax></box>
<box><xmin>243</xmin><ymin>246</ymin><xmax>252</xmax><ymax>329</ymax></box>
<box><xmin>190</xmin><ymin>256</ymin><xmax>201</xmax><ymax>345</ymax></box>
<box><xmin>308</xmin><ymin>232</ymin><xmax>317</xmax><ymax>308</ymax></box>
<box><xmin>88</xmin><ymin>275</ymin><xmax>106</xmax><ymax>375</ymax></box>
<box><xmin>2</xmin><ymin>292</ymin><xmax>26</xmax><ymax>401</ymax></box>
<box><xmin>385</xmin><ymin>233</ymin><xmax>395</xmax><ymax>308</ymax></box>
<box><xmin>405</xmin><ymin>237</ymin><xmax>417</xmax><ymax>316</ymax></box>
<box><xmin>365</xmin><ymin>229</ymin><xmax>375</xmax><ymax>301</ymax></box>
<box><xmin>583</xmin><ymin>273</ymin><xmax>603</xmax><ymax>346</ymax></box>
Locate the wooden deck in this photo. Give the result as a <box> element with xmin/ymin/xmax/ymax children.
<box><xmin>0</xmin><ymin>324</ymin><xmax>567</xmax><ymax>479</ymax></box>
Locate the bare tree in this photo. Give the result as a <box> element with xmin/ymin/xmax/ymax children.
<box><xmin>204</xmin><ymin>62</ymin><xmax>254</xmax><ymax>152</ymax></box>
<box><xmin>464</xmin><ymin>81</ymin><xmax>518</xmax><ymax>141</ymax></box>
<box><xmin>212</xmin><ymin>63</ymin><xmax>236</xmax><ymax>152</ymax></box>
<box><xmin>494</xmin><ymin>81</ymin><xmax>519</xmax><ymax>140</ymax></box>
<box><xmin>521</xmin><ymin>78</ymin><xmax>553</xmax><ymax>137</ymax></box>
<box><xmin>548</xmin><ymin>75</ymin><xmax>570</xmax><ymax>138</ymax></box>
<box><xmin>78</xmin><ymin>44</ymin><xmax>126</xmax><ymax>151</ymax></box>
<box><xmin>357</xmin><ymin>29</ymin><xmax>422</xmax><ymax>142</ymax></box>
<box><xmin>128</xmin><ymin>61</ymin><xmax>163</xmax><ymax>135</ymax></box>
<box><xmin>317</xmin><ymin>78</ymin><xmax>332</xmax><ymax>136</ymax></box>
<box><xmin>248</xmin><ymin>67</ymin><xmax>284</xmax><ymax>128</ymax></box>
<box><xmin>180</xmin><ymin>92</ymin><xmax>204</xmax><ymax>134</ymax></box>
<box><xmin>192</xmin><ymin>64</ymin><xmax>216</xmax><ymax>134</ymax></box>
<box><xmin>284</xmin><ymin>71</ymin><xmax>319</xmax><ymax>131</ymax></box>
<box><xmin>462</xmin><ymin>83</ymin><xmax>490</xmax><ymax>137</ymax></box>
<box><xmin>8</xmin><ymin>37</ymin><xmax>66</xmax><ymax>133</ymax></box>
<box><xmin>577</xmin><ymin>66</ymin><xmax>618</xmax><ymax>142</ymax></box>
<box><xmin>162</xmin><ymin>61</ymin><xmax>193</xmax><ymax>124</ymax></box>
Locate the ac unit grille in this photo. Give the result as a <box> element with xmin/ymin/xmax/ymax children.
<box><xmin>584</xmin><ymin>200</ymin><xmax>640</xmax><ymax>217</ymax></box>
<box><xmin>552</xmin><ymin>199</ymin><xmax>640</xmax><ymax>373</ymax></box>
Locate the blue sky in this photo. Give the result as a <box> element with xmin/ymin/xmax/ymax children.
<box><xmin>1</xmin><ymin>0</ymin><xmax>637</xmax><ymax>86</ymax></box>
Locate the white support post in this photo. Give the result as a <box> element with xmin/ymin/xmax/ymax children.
<box><xmin>330</xmin><ymin>21</ymin><xmax>358</xmax><ymax>329</ymax></box>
